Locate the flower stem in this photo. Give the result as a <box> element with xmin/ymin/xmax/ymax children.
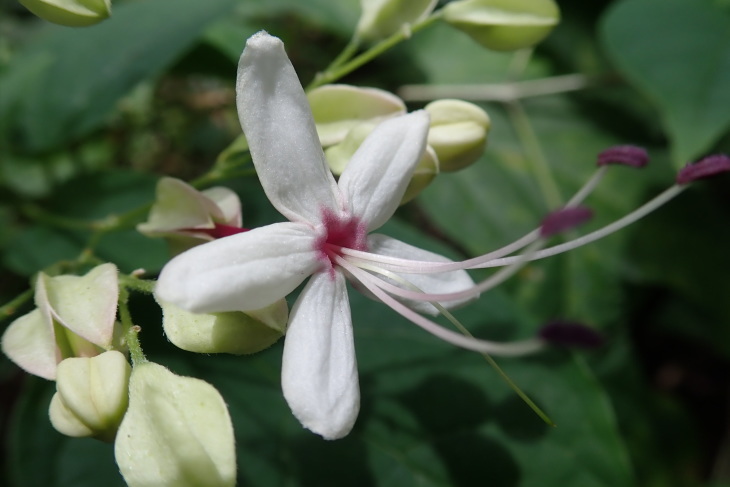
<box><xmin>327</xmin><ymin>36</ymin><xmax>361</xmax><ymax>72</ymax></box>
<box><xmin>119</xmin><ymin>287</ymin><xmax>146</xmax><ymax>366</ymax></box>
<box><xmin>0</xmin><ymin>288</ymin><xmax>33</xmax><ymax>323</ymax></box>
<box><xmin>307</xmin><ymin>12</ymin><xmax>443</xmax><ymax>91</ymax></box>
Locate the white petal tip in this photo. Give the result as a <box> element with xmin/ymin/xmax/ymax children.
<box><xmin>245</xmin><ymin>30</ymin><xmax>281</xmax><ymax>51</ymax></box>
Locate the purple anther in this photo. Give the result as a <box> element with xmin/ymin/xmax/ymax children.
<box><xmin>676</xmin><ymin>154</ymin><xmax>730</xmax><ymax>184</ymax></box>
<box><xmin>540</xmin><ymin>206</ymin><xmax>593</xmax><ymax>238</ymax></box>
<box><xmin>538</xmin><ymin>321</ymin><xmax>604</xmax><ymax>349</ymax></box>
<box><xmin>597</xmin><ymin>145</ymin><xmax>649</xmax><ymax>168</ymax></box>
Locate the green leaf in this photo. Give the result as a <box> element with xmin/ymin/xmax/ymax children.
<box><xmin>3</xmin><ymin>170</ymin><xmax>168</xmax><ymax>276</ymax></box>
<box><xmin>600</xmin><ymin>0</ymin><xmax>730</xmax><ymax>166</ymax></box>
<box><xmin>2</xmin><ymin>0</ymin><xmax>236</xmax><ymax>153</ymax></box>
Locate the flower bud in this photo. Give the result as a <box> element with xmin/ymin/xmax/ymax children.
<box><xmin>356</xmin><ymin>0</ymin><xmax>437</xmax><ymax>42</ymax></box>
<box><xmin>48</xmin><ymin>351</ymin><xmax>130</xmax><ymax>442</ymax></box>
<box><xmin>308</xmin><ymin>84</ymin><xmax>405</xmax><ymax>147</ymax></box>
<box><xmin>443</xmin><ymin>0</ymin><xmax>560</xmax><ymax>52</ymax></box>
<box><xmin>1</xmin><ymin>263</ymin><xmax>120</xmax><ymax>380</ymax></box>
<box><xmin>159</xmin><ymin>297</ymin><xmax>288</xmax><ymax>355</ymax></box>
<box><xmin>401</xmin><ymin>145</ymin><xmax>439</xmax><ymax>204</ymax></box>
<box><xmin>115</xmin><ymin>362</ymin><xmax>236</xmax><ymax>487</ymax></box>
<box><xmin>20</xmin><ymin>0</ymin><xmax>111</xmax><ymax>27</ymax></box>
<box><xmin>324</xmin><ymin>121</ymin><xmax>438</xmax><ymax>203</ymax></box>
<box><xmin>137</xmin><ymin>178</ymin><xmax>245</xmax><ymax>254</ymax></box>
<box><xmin>425</xmin><ymin>99</ymin><xmax>490</xmax><ymax>171</ymax></box>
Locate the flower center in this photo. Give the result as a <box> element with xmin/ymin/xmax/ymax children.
<box><xmin>315</xmin><ymin>208</ymin><xmax>368</xmax><ymax>272</ymax></box>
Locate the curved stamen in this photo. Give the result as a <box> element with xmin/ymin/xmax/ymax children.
<box><xmin>346</xmin><ymin>240</ymin><xmax>544</xmax><ymax>304</ymax></box>
<box><xmin>335</xmin><ymin>254</ymin><xmax>544</xmax><ymax>356</ymax></box>
<box><xmin>339</xmin><ymin>166</ymin><xmax>610</xmax><ymax>275</ymax></box>
<box><xmin>471</xmin><ymin>184</ymin><xmax>686</xmax><ymax>268</ymax></box>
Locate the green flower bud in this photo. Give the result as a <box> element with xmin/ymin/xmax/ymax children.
<box><xmin>356</xmin><ymin>0</ymin><xmax>437</xmax><ymax>42</ymax></box>
<box><xmin>159</xmin><ymin>297</ymin><xmax>288</xmax><ymax>355</ymax></box>
<box><xmin>308</xmin><ymin>84</ymin><xmax>405</xmax><ymax>147</ymax></box>
<box><xmin>48</xmin><ymin>351</ymin><xmax>130</xmax><ymax>442</ymax></box>
<box><xmin>137</xmin><ymin>177</ymin><xmax>244</xmax><ymax>254</ymax></box>
<box><xmin>324</xmin><ymin>121</ymin><xmax>378</xmax><ymax>176</ymax></box>
<box><xmin>325</xmin><ymin>121</ymin><xmax>438</xmax><ymax>204</ymax></box>
<box><xmin>443</xmin><ymin>0</ymin><xmax>560</xmax><ymax>52</ymax></box>
<box><xmin>401</xmin><ymin>145</ymin><xmax>439</xmax><ymax>204</ymax></box>
<box><xmin>20</xmin><ymin>0</ymin><xmax>111</xmax><ymax>27</ymax></box>
<box><xmin>115</xmin><ymin>362</ymin><xmax>236</xmax><ymax>487</ymax></box>
<box><xmin>425</xmin><ymin>99</ymin><xmax>491</xmax><ymax>171</ymax></box>
<box><xmin>1</xmin><ymin>263</ymin><xmax>121</xmax><ymax>380</ymax></box>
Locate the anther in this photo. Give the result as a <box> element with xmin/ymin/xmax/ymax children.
<box><xmin>676</xmin><ymin>154</ymin><xmax>730</xmax><ymax>184</ymax></box>
<box><xmin>540</xmin><ymin>206</ymin><xmax>593</xmax><ymax>238</ymax></box>
<box><xmin>538</xmin><ymin>321</ymin><xmax>604</xmax><ymax>349</ymax></box>
<box><xmin>597</xmin><ymin>145</ymin><xmax>649</xmax><ymax>168</ymax></box>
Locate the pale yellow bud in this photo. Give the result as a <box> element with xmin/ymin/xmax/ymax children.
<box><xmin>325</xmin><ymin>121</ymin><xmax>438</xmax><ymax>203</ymax></box>
<box><xmin>159</xmin><ymin>297</ymin><xmax>288</xmax><ymax>355</ymax></box>
<box><xmin>20</xmin><ymin>0</ymin><xmax>111</xmax><ymax>27</ymax></box>
<box><xmin>308</xmin><ymin>84</ymin><xmax>405</xmax><ymax>147</ymax></box>
<box><xmin>401</xmin><ymin>145</ymin><xmax>439</xmax><ymax>204</ymax></box>
<box><xmin>114</xmin><ymin>362</ymin><xmax>236</xmax><ymax>487</ymax></box>
<box><xmin>356</xmin><ymin>0</ymin><xmax>437</xmax><ymax>42</ymax></box>
<box><xmin>48</xmin><ymin>351</ymin><xmax>130</xmax><ymax>442</ymax></box>
<box><xmin>425</xmin><ymin>99</ymin><xmax>491</xmax><ymax>171</ymax></box>
<box><xmin>443</xmin><ymin>0</ymin><xmax>560</xmax><ymax>51</ymax></box>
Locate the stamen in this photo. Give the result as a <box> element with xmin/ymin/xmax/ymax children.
<box><xmin>353</xmin><ymin>263</ymin><xmax>555</xmax><ymax>426</ymax></box>
<box><xmin>676</xmin><ymin>154</ymin><xmax>730</xmax><ymax>184</ymax></box>
<box><xmin>335</xmin><ymin>254</ymin><xmax>544</xmax><ymax>356</ymax></box>
<box><xmin>338</xmin><ymin>167</ymin><xmax>610</xmax><ymax>275</ymax></box>
<box><xmin>540</xmin><ymin>206</ymin><xmax>593</xmax><ymax>238</ymax></box>
<box><xmin>538</xmin><ymin>321</ymin><xmax>604</xmax><ymax>349</ymax></box>
<box><xmin>346</xmin><ymin>240</ymin><xmax>545</xmax><ymax>304</ymax></box>
<box><xmin>476</xmin><ymin>184</ymin><xmax>686</xmax><ymax>268</ymax></box>
<box><xmin>597</xmin><ymin>145</ymin><xmax>649</xmax><ymax>168</ymax></box>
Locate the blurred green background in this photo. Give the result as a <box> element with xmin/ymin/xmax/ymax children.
<box><xmin>1</xmin><ymin>0</ymin><xmax>729</xmax><ymax>485</ymax></box>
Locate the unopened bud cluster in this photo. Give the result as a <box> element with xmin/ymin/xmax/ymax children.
<box><xmin>308</xmin><ymin>85</ymin><xmax>491</xmax><ymax>202</ymax></box>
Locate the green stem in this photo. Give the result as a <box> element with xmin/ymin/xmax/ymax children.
<box><xmin>507</xmin><ymin>101</ymin><xmax>563</xmax><ymax>209</ymax></box>
<box><xmin>437</xmin><ymin>304</ymin><xmax>556</xmax><ymax>427</ymax></box>
<box><xmin>119</xmin><ymin>287</ymin><xmax>146</xmax><ymax>366</ymax></box>
<box><xmin>0</xmin><ymin>288</ymin><xmax>33</xmax><ymax>323</ymax></box>
<box><xmin>327</xmin><ymin>36</ymin><xmax>361</xmax><ymax>71</ymax></box>
<box><xmin>120</xmin><ymin>274</ymin><xmax>156</xmax><ymax>294</ymax></box>
<box><xmin>307</xmin><ymin>12</ymin><xmax>443</xmax><ymax>91</ymax></box>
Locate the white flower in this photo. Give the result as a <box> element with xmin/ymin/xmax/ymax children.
<box><xmin>155</xmin><ymin>32</ymin><xmax>476</xmax><ymax>440</ymax></box>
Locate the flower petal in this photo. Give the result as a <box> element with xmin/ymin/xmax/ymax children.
<box><xmin>137</xmin><ymin>178</ymin><xmax>217</xmax><ymax>235</ymax></box>
<box><xmin>37</xmin><ymin>263</ymin><xmax>118</xmax><ymax>348</ymax></box>
<box><xmin>201</xmin><ymin>186</ymin><xmax>242</xmax><ymax>227</ymax></box>
<box><xmin>281</xmin><ymin>271</ymin><xmax>360</xmax><ymax>439</ymax></box>
<box><xmin>236</xmin><ymin>31</ymin><xmax>341</xmax><ymax>224</ymax></box>
<box><xmin>156</xmin><ymin>222</ymin><xmax>320</xmax><ymax>313</ymax></box>
<box><xmin>1</xmin><ymin>308</ymin><xmax>58</xmax><ymax>380</ymax></box>
<box><xmin>115</xmin><ymin>362</ymin><xmax>236</xmax><ymax>487</ymax></box>
<box><xmin>367</xmin><ymin>234</ymin><xmax>477</xmax><ymax>314</ymax></box>
<box><xmin>338</xmin><ymin>111</ymin><xmax>429</xmax><ymax>231</ymax></box>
